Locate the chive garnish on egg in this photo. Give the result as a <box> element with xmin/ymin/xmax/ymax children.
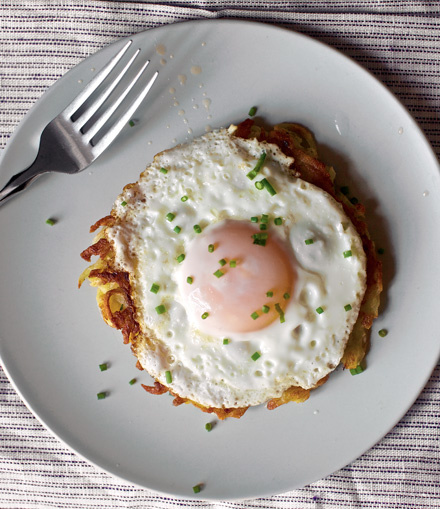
<box><xmin>173</xmin><ymin>226</ymin><xmax>181</xmax><ymax>234</ymax></box>
<box><xmin>165</xmin><ymin>370</ymin><xmax>172</xmax><ymax>384</ymax></box>
<box><xmin>97</xmin><ymin>392</ymin><xmax>106</xmax><ymax>400</ymax></box>
<box><xmin>343</xmin><ymin>250</ymin><xmax>353</xmax><ymax>258</ymax></box>
<box><xmin>316</xmin><ymin>306</ymin><xmax>324</xmax><ymax>314</ymax></box>
<box><xmin>248</xmin><ymin>106</ymin><xmax>257</xmax><ymax>117</ymax></box>
<box><xmin>201</xmin><ymin>312</ymin><xmax>209</xmax><ymax>320</ymax></box>
<box><xmin>344</xmin><ymin>304</ymin><xmax>352</xmax><ymax>311</ymax></box>
<box><xmin>251</xmin><ymin>311</ymin><xmax>259</xmax><ymax>320</ymax></box>
<box><xmin>229</xmin><ymin>260</ymin><xmax>237</xmax><ymax>268</ymax></box>
<box><xmin>213</xmin><ymin>269</ymin><xmax>224</xmax><ymax>278</ymax></box>
<box><xmin>176</xmin><ymin>254</ymin><xmax>185</xmax><ymax>263</ymax></box>
<box><xmin>251</xmin><ymin>352</ymin><xmax>261</xmax><ymax>361</ymax></box>
<box><xmin>155</xmin><ymin>304</ymin><xmax>166</xmax><ymax>315</ymax></box>
<box><xmin>193</xmin><ymin>224</ymin><xmax>202</xmax><ymax>234</ymax></box>
<box><xmin>305</xmin><ymin>238</ymin><xmax>314</xmax><ymax>245</ymax></box>
<box><xmin>208</xmin><ymin>244</ymin><xmax>215</xmax><ymax>253</ymax></box>
<box><xmin>166</xmin><ymin>212</ymin><xmax>175</xmax><ymax>222</ymax></box>
<box><xmin>275</xmin><ymin>303</ymin><xmax>285</xmax><ymax>323</ymax></box>
<box><xmin>150</xmin><ymin>283</ymin><xmax>160</xmax><ymax>294</ymax></box>
<box><xmin>99</xmin><ymin>363</ymin><xmax>108</xmax><ymax>372</ymax></box>
<box><xmin>181</xmin><ymin>195</ymin><xmax>188</xmax><ymax>202</ymax></box>
<box><xmin>246</xmin><ymin>152</ymin><xmax>266</xmax><ymax>180</ymax></box>
<box><xmin>187</xmin><ymin>276</ymin><xmax>193</xmax><ymax>284</ymax></box>
<box><xmin>160</xmin><ymin>167</ymin><xmax>168</xmax><ymax>174</ymax></box>
<box><xmin>274</xmin><ymin>217</ymin><xmax>282</xmax><ymax>226</ymax></box>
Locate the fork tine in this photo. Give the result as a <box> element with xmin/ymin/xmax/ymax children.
<box><xmin>74</xmin><ymin>49</ymin><xmax>141</xmax><ymax>131</ymax></box>
<box><xmin>62</xmin><ymin>39</ymin><xmax>133</xmax><ymax>119</ymax></box>
<box><xmin>83</xmin><ymin>57</ymin><xmax>152</xmax><ymax>144</ymax></box>
<box><xmin>92</xmin><ymin>70</ymin><xmax>159</xmax><ymax>157</ymax></box>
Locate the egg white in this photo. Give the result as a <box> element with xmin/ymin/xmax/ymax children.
<box><xmin>107</xmin><ymin>127</ymin><xmax>367</xmax><ymax>409</ymax></box>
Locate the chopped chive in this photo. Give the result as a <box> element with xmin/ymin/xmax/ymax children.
<box><xmin>305</xmin><ymin>238</ymin><xmax>314</xmax><ymax>245</ymax></box>
<box><xmin>350</xmin><ymin>197</ymin><xmax>359</xmax><ymax>205</ymax></box>
<box><xmin>262</xmin><ymin>305</ymin><xmax>270</xmax><ymax>314</ymax></box>
<box><xmin>252</xmin><ymin>232</ymin><xmax>268</xmax><ymax>240</ymax></box>
<box><xmin>283</xmin><ymin>292</ymin><xmax>290</xmax><ymax>300</ymax></box>
<box><xmin>378</xmin><ymin>328</ymin><xmax>388</xmax><ymax>337</ymax></box>
<box><xmin>160</xmin><ymin>167</ymin><xmax>168</xmax><ymax>174</ymax></box>
<box><xmin>266</xmin><ymin>291</ymin><xmax>273</xmax><ymax>298</ymax></box>
<box><xmin>187</xmin><ymin>276</ymin><xmax>193</xmax><ymax>285</ymax></box>
<box><xmin>219</xmin><ymin>259</ymin><xmax>227</xmax><ymax>266</ymax></box>
<box><xmin>129</xmin><ymin>120</ymin><xmax>135</xmax><ymax>127</ymax></box>
<box><xmin>193</xmin><ymin>485</ymin><xmax>201</xmax><ymax>494</ymax></box>
<box><xmin>97</xmin><ymin>392</ymin><xmax>106</xmax><ymax>400</ymax></box>
<box><xmin>45</xmin><ymin>218</ymin><xmax>56</xmax><ymax>225</ymax></box>
<box><xmin>340</xmin><ymin>186</ymin><xmax>349</xmax><ymax>195</ymax></box>
<box><xmin>350</xmin><ymin>365</ymin><xmax>364</xmax><ymax>375</ymax></box>
<box><xmin>251</xmin><ymin>311</ymin><xmax>259</xmax><ymax>320</ymax></box>
<box><xmin>316</xmin><ymin>306</ymin><xmax>324</xmax><ymax>314</ymax></box>
<box><xmin>208</xmin><ymin>244</ymin><xmax>215</xmax><ymax>253</ymax></box>
<box><xmin>261</xmin><ymin>178</ymin><xmax>277</xmax><ymax>196</ymax></box>
<box><xmin>129</xmin><ymin>378</ymin><xmax>136</xmax><ymax>385</ymax></box>
<box><xmin>155</xmin><ymin>304</ymin><xmax>166</xmax><ymax>315</ymax></box>
<box><xmin>378</xmin><ymin>247</ymin><xmax>385</xmax><ymax>255</ymax></box>
<box><xmin>343</xmin><ymin>250</ymin><xmax>353</xmax><ymax>258</ymax></box>
<box><xmin>165</xmin><ymin>370</ymin><xmax>172</xmax><ymax>384</ymax></box>
<box><xmin>121</xmin><ymin>201</ymin><xmax>127</xmax><ymax>207</ymax></box>
<box><xmin>275</xmin><ymin>303</ymin><xmax>285</xmax><ymax>323</ymax></box>
<box><xmin>261</xmin><ymin>214</ymin><xmax>269</xmax><ymax>224</ymax></box>
<box><xmin>166</xmin><ymin>212</ymin><xmax>175</xmax><ymax>222</ymax></box>
<box><xmin>246</xmin><ymin>152</ymin><xmax>267</xmax><ymax>180</ymax></box>
<box><xmin>193</xmin><ymin>224</ymin><xmax>202</xmax><ymax>234</ymax></box>
<box><xmin>176</xmin><ymin>254</ymin><xmax>185</xmax><ymax>263</ymax></box>
<box><xmin>205</xmin><ymin>422</ymin><xmax>213</xmax><ymax>432</ymax></box>
<box><xmin>173</xmin><ymin>225</ymin><xmax>181</xmax><ymax>234</ymax></box>
<box><xmin>119</xmin><ymin>304</ymin><xmax>124</xmax><ymax>311</ymax></box>
<box><xmin>248</xmin><ymin>106</ymin><xmax>257</xmax><ymax>117</ymax></box>
<box><xmin>181</xmin><ymin>195</ymin><xmax>189</xmax><ymax>202</ymax></box>
<box><xmin>150</xmin><ymin>283</ymin><xmax>160</xmax><ymax>294</ymax></box>
<box><xmin>99</xmin><ymin>363</ymin><xmax>108</xmax><ymax>372</ymax></box>
<box><xmin>201</xmin><ymin>312</ymin><xmax>209</xmax><ymax>320</ymax></box>
<box><xmin>223</xmin><ymin>338</ymin><xmax>230</xmax><ymax>345</ymax></box>
<box><xmin>344</xmin><ymin>304</ymin><xmax>352</xmax><ymax>311</ymax></box>
<box><xmin>253</xmin><ymin>238</ymin><xmax>267</xmax><ymax>246</ymax></box>
<box><xmin>255</xmin><ymin>180</ymin><xmax>264</xmax><ymax>190</ymax></box>
<box><xmin>259</xmin><ymin>223</ymin><xmax>267</xmax><ymax>231</ymax></box>
<box><xmin>274</xmin><ymin>217</ymin><xmax>282</xmax><ymax>226</ymax></box>
<box><xmin>251</xmin><ymin>351</ymin><xmax>261</xmax><ymax>361</ymax></box>
<box><xmin>213</xmin><ymin>269</ymin><xmax>224</xmax><ymax>278</ymax></box>
<box><xmin>229</xmin><ymin>260</ymin><xmax>237</xmax><ymax>267</ymax></box>
<box><xmin>251</xmin><ymin>216</ymin><xmax>259</xmax><ymax>223</ymax></box>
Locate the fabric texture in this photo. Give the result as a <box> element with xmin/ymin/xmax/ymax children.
<box><xmin>0</xmin><ymin>1</ymin><xmax>439</xmax><ymax>508</ymax></box>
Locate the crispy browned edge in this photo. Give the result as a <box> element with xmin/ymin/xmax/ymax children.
<box><xmin>79</xmin><ymin>119</ymin><xmax>383</xmax><ymax>419</ymax></box>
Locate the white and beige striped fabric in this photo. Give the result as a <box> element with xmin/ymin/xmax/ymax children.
<box><xmin>1</xmin><ymin>1</ymin><xmax>439</xmax><ymax>508</ymax></box>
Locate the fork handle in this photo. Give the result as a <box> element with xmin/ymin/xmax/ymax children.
<box><xmin>0</xmin><ymin>159</ymin><xmax>47</xmax><ymax>207</ymax></box>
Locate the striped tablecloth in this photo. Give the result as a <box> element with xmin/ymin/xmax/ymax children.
<box><xmin>1</xmin><ymin>1</ymin><xmax>439</xmax><ymax>508</ymax></box>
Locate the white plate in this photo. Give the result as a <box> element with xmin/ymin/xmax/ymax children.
<box><xmin>1</xmin><ymin>20</ymin><xmax>439</xmax><ymax>501</ymax></box>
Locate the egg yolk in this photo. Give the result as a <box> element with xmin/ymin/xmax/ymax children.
<box><xmin>179</xmin><ymin>220</ymin><xmax>295</xmax><ymax>334</ymax></box>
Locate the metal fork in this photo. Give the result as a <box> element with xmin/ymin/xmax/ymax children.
<box><xmin>0</xmin><ymin>40</ymin><xmax>158</xmax><ymax>206</ymax></box>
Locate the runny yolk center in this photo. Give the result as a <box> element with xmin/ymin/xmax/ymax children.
<box><xmin>179</xmin><ymin>220</ymin><xmax>295</xmax><ymax>334</ymax></box>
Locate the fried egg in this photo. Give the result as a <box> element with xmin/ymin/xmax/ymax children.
<box><xmin>105</xmin><ymin>127</ymin><xmax>367</xmax><ymax>409</ymax></box>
